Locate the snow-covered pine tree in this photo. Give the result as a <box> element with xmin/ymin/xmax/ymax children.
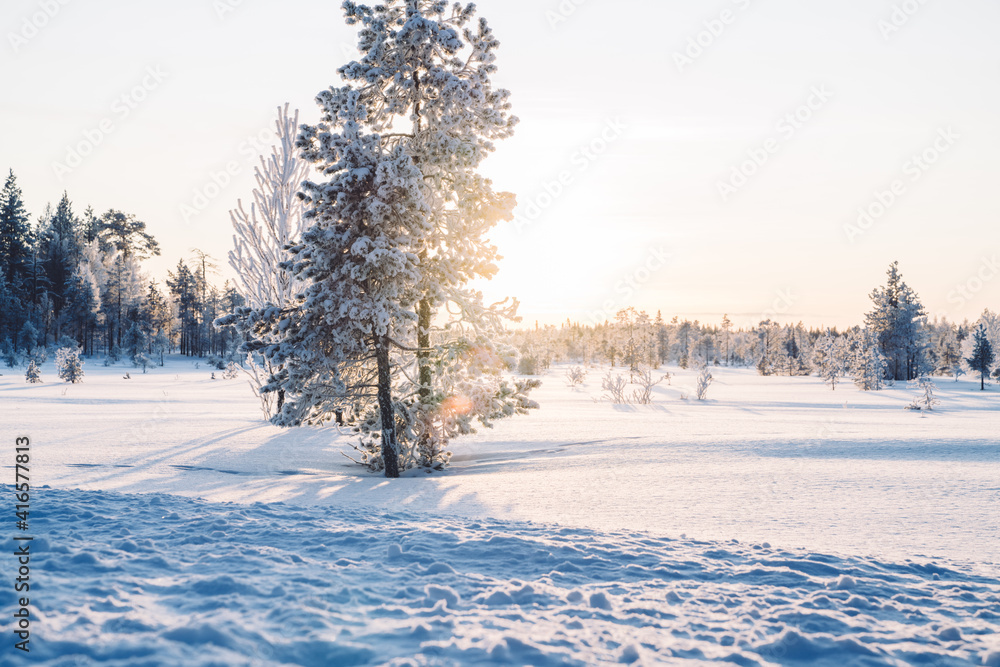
<box><xmin>25</xmin><ymin>359</ymin><xmax>42</xmax><ymax>383</ymax></box>
<box><xmin>965</xmin><ymin>322</ymin><xmax>994</xmax><ymax>391</ymax></box>
<box><xmin>0</xmin><ymin>170</ymin><xmax>33</xmax><ymax>310</ymax></box>
<box><xmin>55</xmin><ymin>346</ymin><xmax>84</xmax><ymax>383</ymax></box>
<box><xmin>815</xmin><ymin>329</ymin><xmax>844</xmax><ymax>390</ymax></box>
<box><xmin>865</xmin><ymin>262</ymin><xmax>926</xmax><ymax>382</ymax></box>
<box><xmin>934</xmin><ymin>324</ymin><xmax>964</xmax><ymax>381</ymax></box>
<box><xmin>152</xmin><ymin>330</ymin><xmax>170</xmax><ymax>366</ymax></box>
<box><xmin>906</xmin><ymin>376</ymin><xmax>939</xmax><ymax>411</ymax></box>
<box><xmin>251</xmin><ymin>0</ymin><xmax>537</xmax><ymax>477</ymax></box>
<box><xmin>123</xmin><ymin>321</ymin><xmax>151</xmax><ymax>372</ymax></box>
<box><xmin>851</xmin><ymin>327</ymin><xmax>886</xmax><ymax>391</ymax></box>
<box><xmin>755</xmin><ymin>320</ymin><xmax>782</xmax><ymax>376</ymax></box>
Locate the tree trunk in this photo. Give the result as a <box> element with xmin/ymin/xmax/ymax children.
<box><xmin>376</xmin><ymin>335</ymin><xmax>400</xmax><ymax>478</ymax></box>
<box><xmin>417</xmin><ymin>297</ymin><xmax>432</xmax><ymax>400</ymax></box>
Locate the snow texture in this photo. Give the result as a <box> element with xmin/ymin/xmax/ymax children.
<box><xmin>6</xmin><ymin>485</ymin><xmax>1000</xmax><ymax>666</ymax></box>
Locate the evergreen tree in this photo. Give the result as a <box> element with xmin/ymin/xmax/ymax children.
<box><xmin>55</xmin><ymin>345</ymin><xmax>84</xmax><ymax>383</ymax></box>
<box><xmin>123</xmin><ymin>321</ymin><xmax>151</xmax><ymax>371</ymax></box>
<box><xmin>755</xmin><ymin>320</ymin><xmax>782</xmax><ymax>376</ymax></box>
<box><xmin>935</xmin><ymin>324</ymin><xmax>964</xmax><ymax>381</ymax></box>
<box><xmin>966</xmin><ymin>322</ymin><xmax>995</xmax><ymax>391</ymax></box>
<box><xmin>79</xmin><ymin>206</ymin><xmax>100</xmax><ymax>245</ymax></box>
<box><xmin>0</xmin><ymin>272</ymin><xmax>23</xmax><ymax>346</ymax></box>
<box><xmin>36</xmin><ymin>192</ymin><xmax>82</xmax><ymax>341</ymax></box>
<box><xmin>865</xmin><ymin>262</ymin><xmax>926</xmax><ymax>382</ymax></box>
<box><xmin>851</xmin><ymin>327</ymin><xmax>886</xmax><ymax>391</ymax></box>
<box><xmin>24</xmin><ymin>359</ymin><xmax>42</xmax><ymax>383</ymax></box>
<box><xmin>167</xmin><ymin>261</ymin><xmax>200</xmax><ymax>356</ymax></box>
<box><xmin>0</xmin><ymin>170</ymin><xmax>33</xmax><ymax>300</ymax></box>
<box><xmin>95</xmin><ymin>210</ymin><xmax>159</xmax><ymax>349</ymax></box>
<box><xmin>253</xmin><ymin>0</ymin><xmax>535</xmax><ymax>477</ymax></box>
<box><xmin>1</xmin><ymin>337</ymin><xmax>16</xmax><ymax>368</ymax></box>
<box><xmin>815</xmin><ymin>329</ymin><xmax>844</xmax><ymax>390</ymax></box>
<box><xmin>720</xmin><ymin>314</ymin><xmax>732</xmax><ymax>366</ymax></box>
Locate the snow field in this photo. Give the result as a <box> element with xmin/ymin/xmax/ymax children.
<box><xmin>2</xmin><ymin>358</ymin><xmax>999</xmax><ymax>664</ymax></box>
<box><xmin>4</xmin><ymin>359</ymin><xmax>996</xmax><ymax>566</ymax></box>
<box><xmin>4</xmin><ymin>486</ymin><xmax>1000</xmax><ymax>666</ymax></box>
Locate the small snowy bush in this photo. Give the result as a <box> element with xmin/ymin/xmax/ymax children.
<box><xmin>133</xmin><ymin>352</ymin><xmax>152</xmax><ymax>373</ymax></box>
<box><xmin>24</xmin><ymin>360</ymin><xmax>43</xmax><ymax>383</ymax></box>
<box><xmin>222</xmin><ymin>362</ymin><xmax>240</xmax><ymax>380</ymax></box>
<box><xmin>601</xmin><ymin>371</ymin><xmax>629</xmax><ymax>404</ymax></box>
<box><xmin>518</xmin><ymin>354</ymin><xmax>540</xmax><ymax>375</ymax></box>
<box><xmin>906</xmin><ymin>376</ymin><xmax>940</xmax><ymax>411</ymax></box>
<box><xmin>565</xmin><ymin>366</ymin><xmax>587</xmax><ymax>387</ymax></box>
<box><xmin>631</xmin><ymin>367</ymin><xmax>667</xmax><ymax>405</ymax></box>
<box><xmin>695</xmin><ymin>367</ymin><xmax>713</xmax><ymax>401</ymax></box>
<box><xmin>55</xmin><ymin>346</ymin><xmax>84</xmax><ymax>383</ymax></box>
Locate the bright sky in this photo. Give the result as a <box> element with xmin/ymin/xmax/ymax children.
<box><xmin>3</xmin><ymin>0</ymin><xmax>999</xmax><ymax>330</ymax></box>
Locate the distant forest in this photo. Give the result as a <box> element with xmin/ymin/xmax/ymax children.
<box><xmin>0</xmin><ymin>170</ymin><xmax>243</xmax><ymax>369</ymax></box>
<box><xmin>1</xmin><ymin>168</ymin><xmax>996</xmax><ymax>392</ymax></box>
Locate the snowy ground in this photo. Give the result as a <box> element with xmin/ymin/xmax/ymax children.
<box><xmin>2</xmin><ymin>358</ymin><xmax>999</xmax><ymax>664</ymax></box>
<box><xmin>4</xmin><ymin>486</ymin><xmax>1000</xmax><ymax>666</ymax></box>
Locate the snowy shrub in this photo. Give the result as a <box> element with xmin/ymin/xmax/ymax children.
<box><xmin>55</xmin><ymin>346</ymin><xmax>84</xmax><ymax>383</ymax></box>
<box><xmin>695</xmin><ymin>367</ymin><xmax>713</xmax><ymax>401</ymax></box>
<box><xmin>134</xmin><ymin>353</ymin><xmax>151</xmax><ymax>373</ymax></box>
<box><xmin>565</xmin><ymin>366</ymin><xmax>587</xmax><ymax>387</ymax></box>
<box><xmin>222</xmin><ymin>362</ymin><xmax>240</xmax><ymax>380</ymax></box>
<box><xmin>906</xmin><ymin>376</ymin><xmax>940</xmax><ymax>411</ymax></box>
<box><xmin>207</xmin><ymin>355</ymin><xmax>226</xmax><ymax>370</ymax></box>
<box><xmin>24</xmin><ymin>360</ymin><xmax>42</xmax><ymax>383</ymax></box>
<box><xmin>601</xmin><ymin>371</ymin><xmax>629</xmax><ymax>404</ymax></box>
<box><xmin>518</xmin><ymin>354</ymin><xmax>540</xmax><ymax>376</ymax></box>
<box><xmin>631</xmin><ymin>367</ymin><xmax>668</xmax><ymax>405</ymax></box>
